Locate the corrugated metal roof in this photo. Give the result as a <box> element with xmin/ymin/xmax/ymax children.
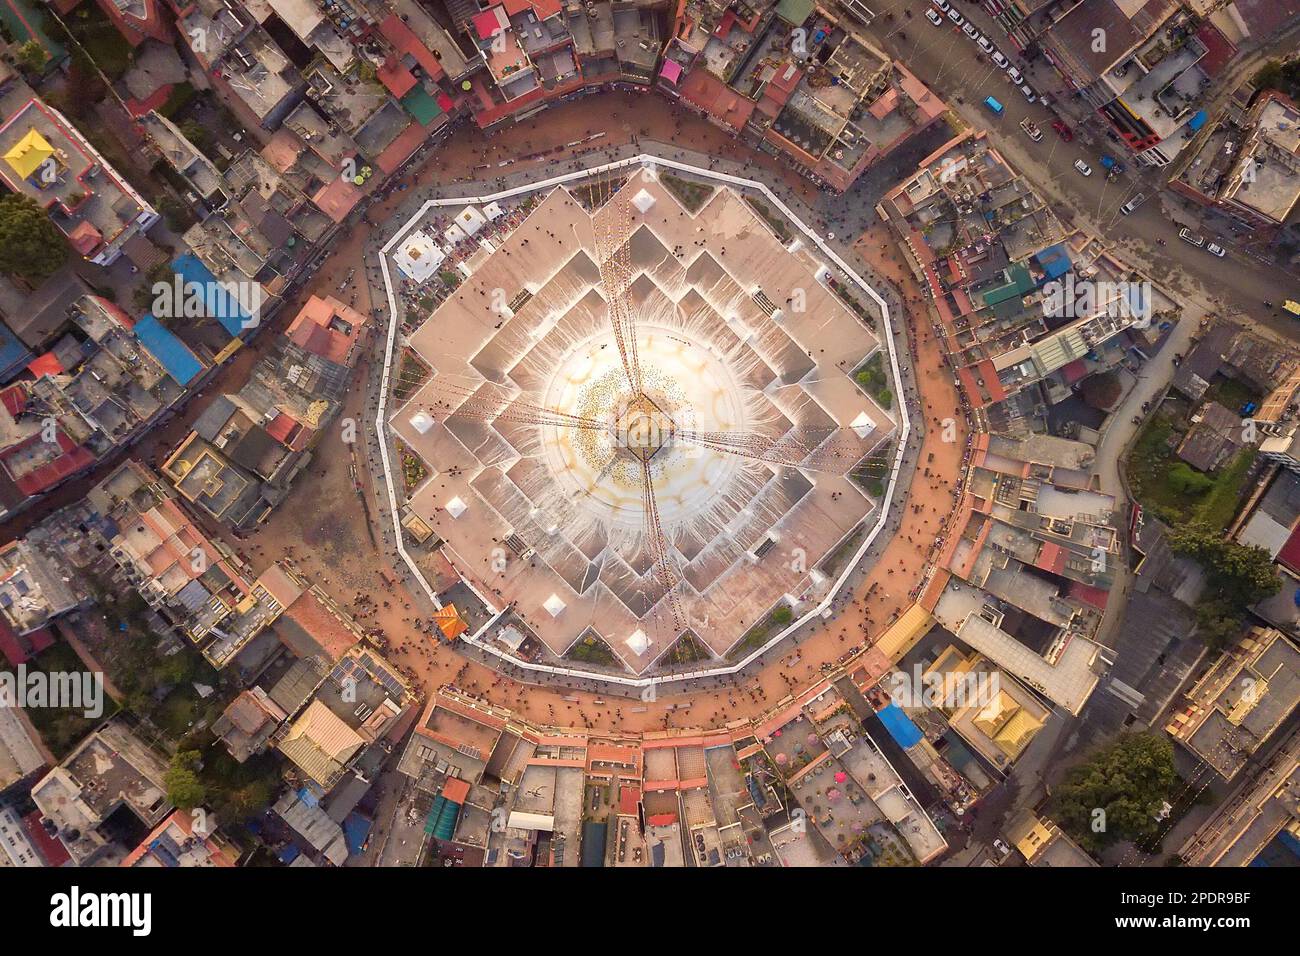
<box><xmin>135</xmin><ymin>315</ymin><xmax>203</xmax><ymax>386</ymax></box>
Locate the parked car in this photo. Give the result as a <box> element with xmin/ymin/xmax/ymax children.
<box><xmin>925</xmin><ymin>8</ymin><xmax>943</xmax><ymax>25</ymax></box>
<box><xmin>962</xmin><ymin>22</ymin><xmax>979</xmax><ymax>39</ymax></box>
<box><xmin>1020</xmin><ymin>119</ymin><xmax>1042</xmax><ymax>141</ymax></box>
<box><xmin>978</xmin><ymin>35</ymin><xmax>995</xmax><ymax>53</ymax></box>
<box><xmin>984</xmin><ymin>96</ymin><xmax>1005</xmax><ymax>116</ymax></box>
<box><xmin>1019</xmin><ymin>83</ymin><xmax>1037</xmax><ymax>103</ymax></box>
<box><xmin>991</xmin><ymin>51</ymin><xmax>1009</xmax><ymax>68</ymax></box>
<box><xmin>1178</xmin><ymin>227</ymin><xmax>1205</xmax><ymax>247</ymax></box>
<box><xmin>1051</xmin><ymin>119</ymin><xmax>1074</xmax><ymax>141</ymax></box>
<box><xmin>1006</xmin><ymin>66</ymin><xmax>1023</xmax><ymax>84</ymax></box>
<box><xmin>931</xmin><ymin>0</ymin><xmax>951</xmax><ymax>11</ymax></box>
<box><xmin>948</xmin><ymin>9</ymin><xmax>965</xmax><ymax>25</ymax></box>
<box><xmin>1074</xmin><ymin>159</ymin><xmax>1093</xmax><ymax>176</ymax></box>
<box><xmin>1119</xmin><ymin>193</ymin><xmax>1145</xmax><ymax>215</ymax></box>
<box><xmin>1206</xmin><ymin>242</ymin><xmax>1227</xmax><ymax>257</ymax></box>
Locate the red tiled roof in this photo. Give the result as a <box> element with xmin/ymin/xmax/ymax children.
<box><xmin>377</xmin><ymin>58</ymin><xmax>418</xmax><ymax>98</ymax></box>
<box><xmin>1036</xmin><ymin>541</ymin><xmax>1068</xmax><ymax>575</ymax></box>
<box><xmin>0</xmin><ymin>617</ymin><xmax>27</xmax><ymax>666</ymax></box>
<box><xmin>442</xmin><ymin>777</ymin><xmax>471</xmax><ymax>804</ymax></box>
<box><xmin>472</xmin><ymin>6</ymin><xmax>508</xmax><ymax>41</ymax></box>
<box><xmin>680</xmin><ymin>69</ymin><xmax>756</xmax><ymax>131</ymax></box>
<box><xmin>1276</xmin><ymin>523</ymin><xmax>1300</xmax><ymax>576</ymax></box>
<box><xmin>1061</xmin><ymin>358</ymin><xmax>1088</xmax><ymax>384</ymax></box>
<box><xmin>27</xmin><ymin>352</ymin><xmax>63</xmax><ymax>378</ymax></box>
<box><xmin>379</xmin><ymin>13</ymin><xmax>446</xmax><ymax>81</ymax></box>
<box><xmin>91</xmin><ymin>296</ymin><xmax>135</xmax><ymax>329</ymax></box>
<box><xmin>24</xmin><ymin>810</ymin><xmax>70</xmax><ymax>867</ymax></box>
<box><xmin>125</xmin><ymin>83</ymin><xmax>173</xmax><ymax>118</ymax></box>
<box><xmin>68</xmin><ymin>221</ymin><xmax>103</xmax><ymax>255</ymax></box>
<box><xmin>618</xmin><ymin>785</ymin><xmax>640</xmax><ymax>816</ymax></box>
<box><xmin>312</xmin><ymin>176</ymin><xmax>364</xmax><ymax>223</ymax></box>
<box><xmin>265</xmin><ymin>411</ymin><xmax>300</xmax><ymax>444</ymax></box>
<box><xmin>1068</xmin><ymin>580</ymin><xmax>1110</xmax><ymax>610</ymax></box>
<box><xmin>1193</xmin><ymin>22</ymin><xmax>1236</xmax><ymax>78</ymax></box>
<box><xmin>5</xmin><ymin>430</ymin><xmax>96</xmax><ymax>494</ymax></box>
<box><xmin>1</xmin><ymin>383</ymin><xmax>28</xmax><ymax>418</ymax></box>
<box><xmin>375</xmin><ymin>121</ymin><xmax>431</xmax><ymax>175</ymax></box>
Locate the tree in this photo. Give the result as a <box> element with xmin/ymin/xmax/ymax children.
<box><xmin>1254</xmin><ymin>60</ymin><xmax>1300</xmax><ymax>100</ymax></box>
<box><xmin>178</xmin><ymin>119</ymin><xmax>210</xmax><ymax>151</ymax></box>
<box><xmin>1081</xmin><ymin>370</ymin><xmax>1122</xmax><ymax>410</ymax></box>
<box><xmin>165</xmin><ymin>750</ymin><xmax>207</xmax><ymax>809</ymax></box>
<box><xmin>16</xmin><ymin>41</ymin><xmax>48</xmax><ymax>73</ymax></box>
<box><xmin>0</xmin><ymin>194</ymin><xmax>68</xmax><ymax>285</ymax></box>
<box><xmin>1169</xmin><ymin>520</ymin><xmax>1280</xmax><ymax>646</ymax></box>
<box><xmin>1167</xmin><ymin>463</ymin><xmax>1213</xmax><ymax>495</ymax></box>
<box><xmin>1169</xmin><ymin>521</ymin><xmax>1281</xmax><ymax>607</ymax></box>
<box><xmin>1193</xmin><ymin>597</ymin><xmax>1246</xmax><ymax>650</ymax></box>
<box><xmin>157</xmin><ymin>196</ymin><xmax>190</xmax><ymax>232</ymax></box>
<box><xmin>1050</xmin><ymin>733</ymin><xmax>1178</xmax><ymax>853</ymax></box>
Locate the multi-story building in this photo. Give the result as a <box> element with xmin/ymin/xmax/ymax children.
<box><xmin>121</xmin><ymin>808</ymin><xmax>240</xmax><ymax>867</ymax></box>
<box><xmin>1165</xmin><ymin>626</ymin><xmax>1300</xmax><ymax>780</ymax></box>
<box><xmin>30</xmin><ymin>720</ymin><xmax>171</xmax><ymax>865</ymax></box>
<box><xmin>0</xmin><ymin>80</ymin><xmax>158</xmax><ymax>267</ymax></box>
<box><xmin>878</xmin><ymin>129</ymin><xmax>1176</xmax><ymax>428</ymax></box>
<box><xmin>1170</xmin><ymin>90</ymin><xmax>1300</xmax><ymax>241</ymax></box>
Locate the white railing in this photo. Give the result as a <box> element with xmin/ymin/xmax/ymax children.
<box><xmin>374</xmin><ymin>152</ymin><xmax>913</xmax><ymax>691</ymax></box>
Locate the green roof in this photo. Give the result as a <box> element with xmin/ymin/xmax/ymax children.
<box><xmin>400</xmin><ymin>86</ymin><xmax>444</xmax><ymax>126</ymax></box>
<box><xmin>775</xmin><ymin>0</ymin><xmax>815</xmax><ymax>26</ymax></box>
<box><xmin>980</xmin><ymin>263</ymin><xmax>1034</xmax><ymax>307</ymax></box>
<box><xmin>0</xmin><ymin>0</ymin><xmax>66</xmax><ymax>62</ymax></box>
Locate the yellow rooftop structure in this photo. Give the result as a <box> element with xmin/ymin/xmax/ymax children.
<box><xmin>4</xmin><ymin>128</ymin><xmax>56</xmax><ymax>181</ymax></box>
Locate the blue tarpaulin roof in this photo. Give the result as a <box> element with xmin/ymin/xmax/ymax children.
<box><xmin>343</xmin><ymin>811</ymin><xmax>372</xmax><ymax>855</ymax></box>
<box><xmin>876</xmin><ymin>703</ymin><xmax>924</xmax><ymax>749</ymax></box>
<box><xmin>1188</xmin><ymin>109</ymin><xmax>1207</xmax><ymax>132</ymax></box>
<box><xmin>277</xmin><ymin>843</ymin><xmax>301</xmax><ymax>864</ymax></box>
<box><xmin>134</xmin><ymin>315</ymin><xmax>203</xmax><ymax>386</ymax></box>
<box><xmin>0</xmin><ymin>322</ymin><xmax>32</xmax><ymax>382</ymax></box>
<box><xmin>172</xmin><ymin>253</ymin><xmax>251</xmax><ymax>338</ymax></box>
<box><xmin>1035</xmin><ymin>243</ymin><xmax>1072</xmax><ymax>281</ymax></box>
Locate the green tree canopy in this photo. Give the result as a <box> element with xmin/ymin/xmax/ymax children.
<box><xmin>1169</xmin><ymin>520</ymin><xmax>1281</xmax><ymax>608</ymax></box>
<box><xmin>16</xmin><ymin>40</ymin><xmax>48</xmax><ymax>73</ymax></box>
<box><xmin>0</xmin><ymin>194</ymin><xmax>68</xmax><ymax>285</ymax></box>
<box><xmin>165</xmin><ymin>750</ymin><xmax>207</xmax><ymax>809</ymax></box>
<box><xmin>1050</xmin><ymin>733</ymin><xmax>1178</xmax><ymax>854</ymax></box>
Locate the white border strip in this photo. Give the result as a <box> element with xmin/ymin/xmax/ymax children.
<box><xmin>375</xmin><ymin>155</ymin><xmax>913</xmax><ymax>690</ymax></box>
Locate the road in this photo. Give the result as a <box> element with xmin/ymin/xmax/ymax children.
<box><xmin>852</xmin><ymin>0</ymin><xmax>1300</xmax><ymax>340</ymax></box>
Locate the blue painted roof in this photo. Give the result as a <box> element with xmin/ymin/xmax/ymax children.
<box><xmin>172</xmin><ymin>253</ymin><xmax>251</xmax><ymax>338</ymax></box>
<box><xmin>343</xmin><ymin>811</ymin><xmax>372</xmax><ymax>855</ymax></box>
<box><xmin>134</xmin><ymin>315</ymin><xmax>203</xmax><ymax>386</ymax></box>
<box><xmin>0</xmin><ymin>322</ymin><xmax>32</xmax><ymax>382</ymax></box>
<box><xmin>876</xmin><ymin>703</ymin><xmax>924</xmax><ymax>749</ymax></box>
<box><xmin>1035</xmin><ymin>243</ymin><xmax>1072</xmax><ymax>282</ymax></box>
